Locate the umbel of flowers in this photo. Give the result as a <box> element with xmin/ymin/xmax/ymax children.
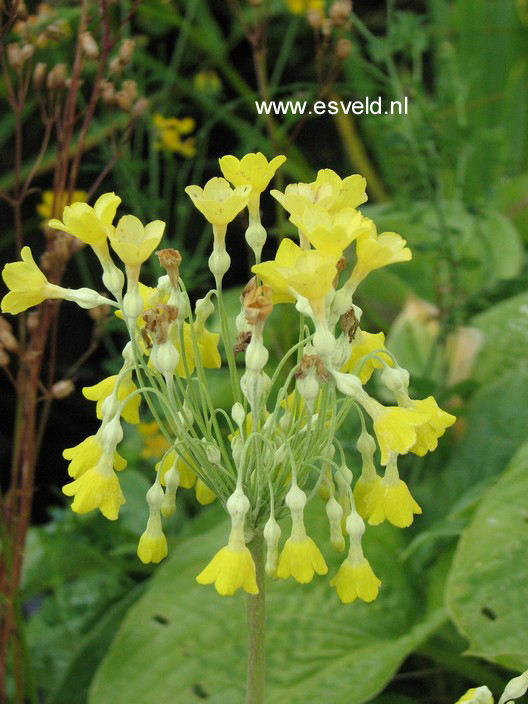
<box><xmin>1</xmin><ymin>154</ymin><xmax>455</xmax><ymax>604</ymax></box>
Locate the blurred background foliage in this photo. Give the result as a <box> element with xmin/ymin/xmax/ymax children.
<box><xmin>1</xmin><ymin>0</ymin><xmax>528</xmax><ymax>702</ymax></box>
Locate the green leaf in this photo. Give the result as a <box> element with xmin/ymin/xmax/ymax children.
<box><xmin>89</xmin><ymin>505</ymin><xmax>445</xmax><ymax>704</ymax></box>
<box><xmin>445</xmin><ymin>441</ymin><xmax>528</xmax><ymax>671</ymax></box>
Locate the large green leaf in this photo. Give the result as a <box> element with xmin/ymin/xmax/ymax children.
<box><xmin>445</xmin><ymin>441</ymin><xmax>528</xmax><ymax>671</ymax></box>
<box><xmin>89</xmin><ymin>505</ymin><xmax>445</xmax><ymax>704</ymax></box>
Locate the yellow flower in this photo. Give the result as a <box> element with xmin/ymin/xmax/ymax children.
<box><xmin>366</xmin><ymin>462</ymin><xmax>421</xmax><ymax>528</ymax></box>
<box><xmin>345</xmin><ymin>330</ymin><xmax>393</xmax><ymax>383</ymax></box>
<box><xmin>152</xmin><ymin>114</ymin><xmax>196</xmax><ymax>157</ymax></box>
<box><xmin>108</xmin><ymin>215</ymin><xmax>165</xmax><ymax>267</ymax></box>
<box><xmin>185</xmin><ymin>177</ymin><xmax>251</xmax><ymax>228</ymax></box>
<box><xmin>353</xmin><ymin>470</ymin><xmax>381</xmax><ymax>520</ymax></box>
<box><xmin>349</xmin><ymin>221</ymin><xmax>411</xmax><ymax>290</ymax></box>
<box><xmin>251</xmin><ymin>237</ymin><xmax>340</xmax><ymax>301</ymax></box>
<box><xmin>48</xmin><ymin>192</ymin><xmax>121</xmax><ymax>248</ymax></box>
<box><xmin>276</xmin><ymin>519</ymin><xmax>328</xmax><ymax>583</ymax></box>
<box><xmin>284</xmin><ymin>0</ymin><xmax>325</xmax><ymax>16</ymax></box>
<box><xmin>196</xmin><ymin>544</ymin><xmax>258</xmax><ymax>596</ymax></box>
<box><xmin>330</xmin><ymin>556</ymin><xmax>381</xmax><ymax>603</ymax></box>
<box><xmin>371</xmin><ymin>404</ymin><xmax>430</xmax><ymax>465</ymax></box>
<box><xmin>82</xmin><ymin>372</ymin><xmax>141</xmax><ymax>424</ymax></box>
<box><xmin>62</xmin><ymin>454</ymin><xmax>125</xmax><ymax>520</ymax></box>
<box><xmin>156</xmin><ymin>449</ymin><xmax>196</xmax><ymax>489</ymax></box>
<box><xmin>195</xmin><ymin>478</ymin><xmax>217</xmax><ymax>505</ymax></box>
<box><xmin>169</xmin><ymin>321</ymin><xmax>221</xmax><ymax>377</ymax></box>
<box><xmin>37</xmin><ymin>189</ymin><xmax>88</xmax><ymax>226</ymax></box>
<box><xmin>272</xmin><ymin>169</ymin><xmax>367</xmax><ymax>221</ymax></box>
<box><xmin>63</xmin><ymin>435</ymin><xmax>127</xmax><ymax>478</ymax></box>
<box><xmin>193</xmin><ymin>69</ymin><xmax>222</xmax><ymax>95</ymax></box>
<box><xmin>454</xmin><ymin>687</ymin><xmax>494</xmax><ymax>704</ymax></box>
<box><xmin>290</xmin><ymin>204</ymin><xmax>367</xmax><ymax>255</ymax></box>
<box><xmin>138</xmin><ymin>421</ymin><xmax>170</xmax><ymax>460</ymax></box>
<box><xmin>1</xmin><ymin>246</ymin><xmax>64</xmax><ymax>314</ymax></box>
<box><xmin>219</xmin><ymin>152</ymin><xmax>286</xmax><ymax>207</ymax></box>
<box><xmin>137</xmin><ymin>515</ymin><xmax>168</xmax><ymax>564</ymax></box>
<box><xmin>408</xmin><ymin>396</ymin><xmax>456</xmax><ymax>456</ymax></box>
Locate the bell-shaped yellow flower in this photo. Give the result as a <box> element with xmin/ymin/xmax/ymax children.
<box><xmin>185</xmin><ymin>177</ymin><xmax>251</xmax><ymax>227</ymax></box>
<box><xmin>371</xmin><ymin>404</ymin><xmax>430</xmax><ymax>465</ymax></box>
<box><xmin>168</xmin><ymin>321</ymin><xmax>221</xmax><ymax>377</ymax></box>
<box><xmin>63</xmin><ymin>435</ymin><xmax>127</xmax><ymax>478</ymax></box>
<box><xmin>366</xmin><ymin>461</ymin><xmax>422</xmax><ymax>528</ymax></box>
<box><xmin>82</xmin><ymin>372</ymin><xmax>141</xmax><ymax>424</ymax></box>
<box><xmin>290</xmin><ymin>204</ymin><xmax>368</xmax><ymax>255</ymax></box>
<box><xmin>251</xmin><ymin>237</ymin><xmax>340</xmax><ymax>301</ymax></box>
<box><xmin>276</xmin><ymin>515</ymin><xmax>328</xmax><ymax>583</ymax></box>
<box><xmin>330</xmin><ymin>556</ymin><xmax>381</xmax><ymax>603</ymax></box>
<box><xmin>349</xmin><ymin>220</ymin><xmax>411</xmax><ymax>290</ymax></box>
<box><xmin>408</xmin><ymin>396</ymin><xmax>456</xmax><ymax>456</ymax></box>
<box><xmin>1</xmin><ymin>246</ymin><xmax>65</xmax><ymax>314</ymax></box>
<box><xmin>345</xmin><ymin>330</ymin><xmax>393</xmax><ymax>383</ymax></box>
<box><xmin>137</xmin><ymin>514</ymin><xmax>168</xmax><ymax>564</ymax></box>
<box><xmin>48</xmin><ymin>192</ymin><xmax>121</xmax><ymax>247</ymax></box>
<box><xmin>272</xmin><ymin>169</ymin><xmax>367</xmax><ymax>221</ymax></box>
<box><xmin>219</xmin><ymin>152</ymin><xmax>286</xmax><ymax>195</ymax></box>
<box><xmin>62</xmin><ymin>454</ymin><xmax>125</xmax><ymax>520</ymax></box>
<box><xmin>108</xmin><ymin>215</ymin><xmax>165</xmax><ymax>267</ymax></box>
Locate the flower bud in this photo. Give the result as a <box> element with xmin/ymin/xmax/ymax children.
<box><xmin>336</xmin><ymin>38</ymin><xmax>352</xmax><ymax>60</ymax></box>
<box><xmin>47</xmin><ymin>63</ymin><xmax>67</xmax><ymax>89</ymax></box>
<box><xmin>264</xmin><ymin>515</ymin><xmax>281</xmax><ymax>577</ymax></box>
<box><xmin>231</xmin><ymin>402</ymin><xmax>246</xmax><ymax>428</ymax></box>
<box><xmin>80</xmin><ymin>31</ymin><xmax>99</xmax><ymax>59</ymax></box>
<box><xmin>33</xmin><ymin>62</ymin><xmax>47</xmax><ymax>89</ymax></box>
<box><xmin>326</xmin><ymin>496</ymin><xmax>345</xmax><ymax>552</ymax></box>
<box><xmin>51</xmin><ymin>379</ymin><xmax>75</xmax><ymax>399</ymax></box>
<box><xmin>205</xmin><ymin>443</ymin><xmax>221</xmax><ymax>465</ymax></box>
<box><xmin>226</xmin><ymin>486</ymin><xmax>250</xmax><ymax>521</ymax></box>
<box><xmin>118</xmin><ymin>38</ymin><xmax>135</xmax><ymax>64</ymax></box>
<box><xmin>7</xmin><ymin>44</ymin><xmax>23</xmax><ymax>70</ymax></box>
<box><xmin>132</xmin><ymin>98</ymin><xmax>149</xmax><ymax>118</ymax></box>
<box><xmin>146</xmin><ymin>481</ymin><xmax>165</xmax><ymax>510</ymax></box>
<box><xmin>380</xmin><ymin>364</ymin><xmax>409</xmax><ymax>398</ymax></box>
<box><xmin>333</xmin><ymin>370</ymin><xmax>362</xmax><ymax>398</ymax></box>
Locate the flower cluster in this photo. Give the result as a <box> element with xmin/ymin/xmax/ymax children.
<box><xmin>1</xmin><ymin>153</ymin><xmax>455</xmax><ymax>605</ymax></box>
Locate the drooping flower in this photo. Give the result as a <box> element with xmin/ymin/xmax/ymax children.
<box><xmin>82</xmin><ymin>372</ymin><xmax>141</xmax><ymax>424</ymax></box>
<box><xmin>63</xmin><ymin>434</ymin><xmax>127</xmax><ymax>478</ymax></box>
<box><xmin>348</xmin><ymin>220</ymin><xmax>411</xmax><ymax>291</ymax></box>
<box><xmin>137</xmin><ymin>483</ymin><xmax>168</xmax><ymax>564</ymax></box>
<box><xmin>368</xmin><ymin>402</ymin><xmax>430</xmax><ymax>465</ymax></box>
<box><xmin>345</xmin><ymin>329</ymin><xmax>393</xmax><ymax>383</ymax></box>
<box><xmin>108</xmin><ymin>215</ymin><xmax>165</xmax><ymax>267</ymax></box>
<box><xmin>62</xmin><ymin>453</ymin><xmax>125</xmax><ymax>520</ymax></box>
<box><xmin>185</xmin><ymin>177</ymin><xmax>251</xmax><ymax>228</ymax></box>
<box><xmin>330</xmin><ymin>556</ymin><xmax>381</xmax><ymax>604</ymax></box>
<box><xmin>1</xmin><ymin>246</ymin><xmax>66</xmax><ymax>314</ymax></box>
<box><xmin>152</xmin><ymin>114</ymin><xmax>196</xmax><ymax>157</ymax></box>
<box><xmin>365</xmin><ymin>457</ymin><xmax>422</xmax><ymax>528</ymax></box>
<box><xmin>407</xmin><ymin>396</ymin><xmax>456</xmax><ymax>456</ymax></box>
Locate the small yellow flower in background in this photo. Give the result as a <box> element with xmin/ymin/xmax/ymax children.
<box><xmin>407</xmin><ymin>396</ymin><xmax>456</xmax><ymax>456</ymax></box>
<box><xmin>62</xmin><ymin>455</ymin><xmax>125</xmax><ymax>520</ymax></box>
<box><xmin>195</xmin><ymin>478</ymin><xmax>217</xmax><ymax>505</ymax></box>
<box><xmin>37</xmin><ymin>189</ymin><xmax>88</xmax><ymax>226</ymax></box>
<box><xmin>454</xmin><ymin>687</ymin><xmax>494</xmax><ymax>704</ymax></box>
<box><xmin>346</xmin><ymin>330</ymin><xmax>393</xmax><ymax>383</ymax></box>
<box><xmin>252</xmin><ymin>237</ymin><xmax>340</xmax><ymax>301</ymax></box>
<box><xmin>370</xmin><ymin>404</ymin><xmax>429</xmax><ymax>465</ymax></box>
<box><xmin>152</xmin><ymin>114</ymin><xmax>196</xmax><ymax>157</ymax></box>
<box><xmin>82</xmin><ymin>372</ymin><xmax>141</xmax><ymax>424</ymax></box>
<box><xmin>284</xmin><ymin>0</ymin><xmax>325</xmax><ymax>15</ymax></box>
<box><xmin>139</xmin><ymin>421</ymin><xmax>170</xmax><ymax>460</ymax></box>
<box><xmin>330</xmin><ymin>556</ymin><xmax>381</xmax><ymax>604</ymax></box>
<box><xmin>185</xmin><ymin>177</ymin><xmax>251</xmax><ymax>228</ymax></box>
<box><xmin>1</xmin><ymin>246</ymin><xmax>65</xmax><ymax>315</ymax></box>
<box><xmin>289</xmin><ymin>204</ymin><xmax>367</xmax><ymax>255</ymax></box>
<box><xmin>193</xmin><ymin>68</ymin><xmax>222</xmax><ymax>95</ymax></box>
<box><xmin>63</xmin><ymin>435</ymin><xmax>127</xmax><ymax>479</ymax></box>
<box><xmin>156</xmin><ymin>450</ymin><xmax>196</xmax><ymax>489</ymax></box>
<box><xmin>365</xmin><ymin>458</ymin><xmax>422</xmax><ymax>528</ymax></box>
<box><xmin>219</xmin><ymin>152</ymin><xmax>286</xmax><ymax>213</ymax></box>
<box><xmin>48</xmin><ymin>192</ymin><xmax>121</xmax><ymax>249</ymax></box>
<box><xmin>108</xmin><ymin>215</ymin><xmax>165</xmax><ymax>267</ymax></box>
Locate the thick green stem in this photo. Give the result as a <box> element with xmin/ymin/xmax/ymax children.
<box><xmin>246</xmin><ymin>533</ymin><xmax>266</xmax><ymax>704</ymax></box>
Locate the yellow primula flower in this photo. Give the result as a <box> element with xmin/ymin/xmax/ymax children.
<box><xmin>349</xmin><ymin>220</ymin><xmax>411</xmax><ymax>290</ymax></box>
<box><xmin>346</xmin><ymin>330</ymin><xmax>393</xmax><ymax>383</ymax></box>
<box><xmin>82</xmin><ymin>372</ymin><xmax>141</xmax><ymax>424</ymax></box>
<box><xmin>290</xmin><ymin>204</ymin><xmax>368</xmax><ymax>255</ymax></box>
<box><xmin>193</xmin><ymin>69</ymin><xmax>222</xmax><ymax>95</ymax></box>
<box><xmin>152</xmin><ymin>114</ymin><xmax>196</xmax><ymax>157</ymax></box>
<box><xmin>62</xmin><ymin>454</ymin><xmax>125</xmax><ymax>520</ymax></box>
<box><xmin>138</xmin><ymin>421</ymin><xmax>170</xmax><ymax>460</ymax></box>
<box><xmin>330</xmin><ymin>556</ymin><xmax>381</xmax><ymax>604</ymax></box>
<box><xmin>63</xmin><ymin>435</ymin><xmax>127</xmax><ymax>478</ymax></box>
<box><xmin>272</xmin><ymin>169</ymin><xmax>367</xmax><ymax>221</ymax></box>
<box><xmin>407</xmin><ymin>396</ymin><xmax>456</xmax><ymax>456</ymax></box>
<box><xmin>276</xmin><ymin>533</ymin><xmax>328</xmax><ymax>583</ymax></box>
<box><xmin>185</xmin><ymin>177</ymin><xmax>251</xmax><ymax>228</ymax></box>
<box><xmin>195</xmin><ymin>478</ymin><xmax>217</xmax><ymax>505</ymax></box>
<box><xmin>251</xmin><ymin>237</ymin><xmax>340</xmax><ymax>301</ymax></box>
<box><xmin>137</xmin><ymin>514</ymin><xmax>168</xmax><ymax>564</ymax></box>
<box><xmin>196</xmin><ymin>543</ymin><xmax>258</xmax><ymax>596</ymax></box>
<box><xmin>284</xmin><ymin>0</ymin><xmax>325</xmax><ymax>14</ymax></box>
<box><xmin>156</xmin><ymin>449</ymin><xmax>196</xmax><ymax>489</ymax></box>
<box><xmin>1</xmin><ymin>246</ymin><xmax>66</xmax><ymax>314</ymax></box>
<box><xmin>219</xmin><ymin>152</ymin><xmax>286</xmax><ymax>213</ymax></box>
<box><xmin>169</xmin><ymin>321</ymin><xmax>221</xmax><ymax>377</ymax></box>
<box><xmin>48</xmin><ymin>192</ymin><xmax>121</xmax><ymax>248</ymax></box>
<box><xmin>370</xmin><ymin>404</ymin><xmax>430</xmax><ymax>465</ymax></box>
<box><xmin>37</xmin><ymin>189</ymin><xmax>88</xmax><ymax>226</ymax></box>
<box><xmin>108</xmin><ymin>215</ymin><xmax>165</xmax><ymax>267</ymax></box>
<box><xmin>366</xmin><ymin>460</ymin><xmax>422</xmax><ymax>528</ymax></box>
<box><xmin>454</xmin><ymin>687</ymin><xmax>494</xmax><ymax>704</ymax></box>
